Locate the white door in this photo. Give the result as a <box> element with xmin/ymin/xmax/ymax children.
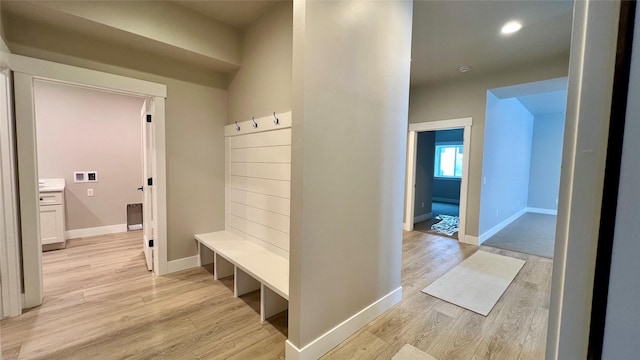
<box><xmin>141</xmin><ymin>99</ymin><xmax>155</xmax><ymax>271</ymax></box>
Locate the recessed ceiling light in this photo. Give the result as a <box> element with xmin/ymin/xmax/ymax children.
<box><xmin>501</xmin><ymin>21</ymin><xmax>522</xmax><ymax>35</ymax></box>
<box><xmin>459</xmin><ymin>65</ymin><xmax>471</xmax><ymax>73</ymax></box>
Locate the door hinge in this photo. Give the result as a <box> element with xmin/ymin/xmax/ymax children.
<box><xmin>146</xmin><ymin>114</ymin><xmax>152</xmax><ymax>123</ymax></box>
<box><xmin>148</xmin><ymin>239</ymin><xmax>154</xmax><ymax>247</ymax></box>
<box><xmin>147</xmin><ymin>177</ymin><xmax>153</xmax><ymax>186</ymax></box>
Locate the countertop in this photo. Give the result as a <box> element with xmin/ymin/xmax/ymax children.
<box><xmin>39</xmin><ymin>178</ymin><xmax>66</xmax><ymax>193</ymax></box>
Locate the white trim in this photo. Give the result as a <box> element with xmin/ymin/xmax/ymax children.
<box><xmin>526</xmin><ymin>207</ymin><xmax>558</xmax><ymax>215</ymax></box>
<box><xmin>547</xmin><ymin>1</ymin><xmax>620</xmax><ymax>358</ymax></box>
<box><xmin>478</xmin><ymin>207</ymin><xmax>528</xmax><ymax>244</ymax></box>
<box><xmin>408</xmin><ymin>117</ymin><xmax>472</xmax><ymax>132</ymax></box>
<box><xmin>64</xmin><ymin>224</ymin><xmax>128</xmax><ymax>240</ymax></box>
<box><xmin>414</xmin><ymin>212</ymin><xmax>432</xmax><ymax>223</ymax></box>
<box><xmin>432</xmin><ymin>197</ymin><xmax>460</xmax><ymax>204</ymax></box>
<box><xmin>167</xmin><ymin>255</ymin><xmax>200</xmax><ymax>274</ymax></box>
<box><xmin>403</xmin><ymin>131</ymin><xmax>417</xmax><ymax>231</ymax></box>
<box><xmin>285</xmin><ymin>287</ymin><xmax>402</xmax><ymax>360</ymax></box>
<box><xmin>404</xmin><ymin>117</ymin><xmax>472</xmax><ymax>246</ymax></box>
<box><xmin>225</xmin><ymin>111</ymin><xmax>292</xmax><ymax>137</ymax></box>
<box><xmin>0</xmin><ymin>69</ymin><xmax>22</xmax><ymax>318</ymax></box>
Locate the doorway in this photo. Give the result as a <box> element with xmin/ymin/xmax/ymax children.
<box><xmin>9</xmin><ymin>55</ymin><xmax>168</xmax><ymax>309</ymax></box>
<box><xmin>413</xmin><ymin>129</ymin><xmax>464</xmax><ymax>239</ymax></box>
<box><xmin>404</xmin><ymin>117</ymin><xmax>472</xmax><ymax>244</ymax></box>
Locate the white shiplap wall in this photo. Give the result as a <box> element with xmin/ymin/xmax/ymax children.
<box><xmin>225</xmin><ymin>112</ymin><xmax>292</xmax><ymax>259</ymax></box>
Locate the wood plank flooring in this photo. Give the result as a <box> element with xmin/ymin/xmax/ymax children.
<box><xmin>1</xmin><ymin>230</ymin><xmax>551</xmax><ymax>360</ymax></box>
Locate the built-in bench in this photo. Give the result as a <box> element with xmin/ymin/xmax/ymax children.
<box><xmin>195</xmin><ymin>112</ymin><xmax>292</xmax><ymax>322</ymax></box>
<box><xmin>195</xmin><ymin>231</ymin><xmax>289</xmax><ymax>321</ymax></box>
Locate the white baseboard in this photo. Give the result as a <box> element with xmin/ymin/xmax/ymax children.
<box><xmin>65</xmin><ymin>223</ymin><xmax>127</xmax><ymax>239</ymax></box>
<box><xmin>432</xmin><ymin>197</ymin><xmax>460</xmax><ymax>205</ymax></box>
<box><xmin>479</xmin><ymin>208</ymin><xmax>527</xmax><ymax>244</ymax></box>
<box><xmin>413</xmin><ymin>212</ymin><xmax>432</xmax><ymax>223</ymax></box>
<box><xmin>285</xmin><ymin>287</ymin><xmax>402</xmax><ymax>360</ymax></box>
<box><xmin>460</xmin><ymin>234</ymin><xmax>479</xmax><ymax>246</ymax></box>
<box><xmin>526</xmin><ymin>207</ymin><xmax>558</xmax><ymax>215</ymax></box>
<box><xmin>167</xmin><ymin>255</ymin><xmax>200</xmax><ymax>274</ymax></box>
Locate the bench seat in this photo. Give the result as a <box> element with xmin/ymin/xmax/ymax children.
<box><xmin>195</xmin><ymin>231</ymin><xmax>289</xmax><ymax>321</ymax></box>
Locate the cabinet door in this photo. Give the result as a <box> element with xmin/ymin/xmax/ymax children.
<box><xmin>40</xmin><ymin>205</ymin><xmax>63</xmax><ymax>245</ymax></box>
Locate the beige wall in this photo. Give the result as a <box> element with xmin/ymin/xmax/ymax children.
<box><xmin>227</xmin><ymin>2</ymin><xmax>292</xmax><ymax>123</ymax></box>
<box><xmin>34</xmin><ymin>80</ymin><xmax>144</xmax><ymax>231</ymax></box>
<box><xmin>7</xmin><ymin>45</ymin><xmax>227</xmax><ymax>261</ymax></box>
<box><xmin>289</xmin><ymin>0</ymin><xmax>413</xmax><ymax>349</ymax></box>
<box><xmin>409</xmin><ymin>55</ymin><xmax>569</xmax><ymax>237</ymax></box>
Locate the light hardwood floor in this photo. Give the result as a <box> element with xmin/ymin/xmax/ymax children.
<box><xmin>1</xmin><ymin>230</ymin><xmax>551</xmax><ymax>360</ymax></box>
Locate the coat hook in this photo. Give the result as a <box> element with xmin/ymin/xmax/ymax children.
<box><xmin>252</xmin><ymin>117</ymin><xmax>258</xmax><ymax>128</ymax></box>
<box><xmin>235</xmin><ymin>121</ymin><xmax>240</xmax><ymax>131</ymax></box>
<box><xmin>273</xmin><ymin>112</ymin><xmax>279</xmax><ymax>125</ymax></box>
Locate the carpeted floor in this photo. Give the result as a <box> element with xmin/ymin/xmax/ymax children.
<box><xmin>483</xmin><ymin>212</ymin><xmax>557</xmax><ymax>258</ymax></box>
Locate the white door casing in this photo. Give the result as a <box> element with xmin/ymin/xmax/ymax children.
<box><xmin>141</xmin><ymin>99</ymin><xmax>155</xmax><ymax>272</ymax></box>
<box><xmin>404</xmin><ymin>118</ymin><xmax>473</xmax><ymax>244</ymax></box>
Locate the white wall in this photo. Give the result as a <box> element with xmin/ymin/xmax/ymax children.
<box><xmin>602</xmin><ymin>3</ymin><xmax>640</xmax><ymax>357</ymax></box>
<box><xmin>528</xmin><ymin>112</ymin><xmax>565</xmax><ymax>210</ymax></box>
<box><xmin>34</xmin><ymin>80</ymin><xmax>144</xmax><ymax>231</ymax></box>
<box><xmin>289</xmin><ymin>0</ymin><xmax>412</xmax><ymax>355</ymax></box>
<box><xmin>479</xmin><ymin>92</ymin><xmax>533</xmax><ymax>235</ymax></box>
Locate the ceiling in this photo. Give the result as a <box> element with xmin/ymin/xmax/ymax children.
<box><xmin>410</xmin><ymin>0</ymin><xmax>574</xmax><ymax>85</ymax></box>
<box><xmin>491</xmin><ymin>77</ymin><xmax>568</xmax><ymax>115</ymax></box>
<box><xmin>1</xmin><ymin>0</ymin><xmax>574</xmax><ymax>88</ymax></box>
<box><xmin>173</xmin><ymin>0</ymin><xmax>281</xmax><ymax>29</ymax></box>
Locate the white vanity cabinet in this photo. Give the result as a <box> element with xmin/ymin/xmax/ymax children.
<box><xmin>40</xmin><ymin>192</ymin><xmax>65</xmax><ymax>246</ymax></box>
<box><xmin>39</xmin><ymin>178</ymin><xmax>66</xmax><ymax>250</ymax></box>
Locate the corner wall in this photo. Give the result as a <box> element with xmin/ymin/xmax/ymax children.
<box><xmin>289</xmin><ymin>0</ymin><xmax>413</xmax><ymax>357</ymax></box>
<box><xmin>227</xmin><ymin>2</ymin><xmax>292</xmax><ymax>123</ymax></box>
<box><xmin>409</xmin><ymin>56</ymin><xmax>569</xmax><ymax>237</ymax></box>
<box><xmin>479</xmin><ymin>92</ymin><xmax>533</xmax><ymax>235</ymax></box>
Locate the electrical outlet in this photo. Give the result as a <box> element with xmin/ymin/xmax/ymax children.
<box><xmin>422</xmin><ymin>201</ymin><xmax>425</xmax><ymax>208</ymax></box>
<box><xmin>496</xmin><ymin>209</ymin><xmax>499</xmax><ymax>217</ymax></box>
<box><xmin>483</xmin><ymin>177</ymin><xmax>487</xmax><ymax>185</ymax></box>
<box><xmin>87</xmin><ymin>189</ymin><xmax>94</xmax><ymax>197</ymax></box>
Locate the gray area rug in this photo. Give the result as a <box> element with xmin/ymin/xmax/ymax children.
<box><xmin>483</xmin><ymin>212</ymin><xmax>556</xmax><ymax>258</ymax></box>
<box><xmin>429</xmin><ymin>215</ymin><xmax>459</xmax><ymax>237</ymax></box>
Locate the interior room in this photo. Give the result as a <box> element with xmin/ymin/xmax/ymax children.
<box><xmin>0</xmin><ymin>0</ymin><xmax>637</xmax><ymax>360</ymax></box>
<box><xmin>479</xmin><ymin>78</ymin><xmax>568</xmax><ymax>258</ymax></box>
<box><xmin>413</xmin><ymin>129</ymin><xmax>464</xmax><ymax>238</ymax></box>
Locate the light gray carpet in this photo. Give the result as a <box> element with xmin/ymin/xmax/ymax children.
<box><xmin>483</xmin><ymin>212</ymin><xmax>556</xmax><ymax>258</ymax></box>
<box><xmin>432</xmin><ymin>202</ymin><xmax>459</xmax><ymax>217</ymax></box>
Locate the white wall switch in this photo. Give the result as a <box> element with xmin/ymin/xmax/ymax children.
<box><xmin>87</xmin><ymin>189</ymin><xmax>94</xmax><ymax>197</ymax></box>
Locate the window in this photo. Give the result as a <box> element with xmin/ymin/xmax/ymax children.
<box><xmin>434</xmin><ymin>144</ymin><xmax>463</xmax><ymax>178</ymax></box>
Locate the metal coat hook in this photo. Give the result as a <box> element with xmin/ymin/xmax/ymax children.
<box><xmin>235</xmin><ymin>121</ymin><xmax>240</xmax><ymax>131</ymax></box>
<box><xmin>273</xmin><ymin>112</ymin><xmax>279</xmax><ymax>125</ymax></box>
<box><xmin>252</xmin><ymin>117</ymin><xmax>258</xmax><ymax>128</ymax></box>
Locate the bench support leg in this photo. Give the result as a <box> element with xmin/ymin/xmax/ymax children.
<box><xmin>261</xmin><ymin>285</ymin><xmax>288</xmax><ymax>322</ymax></box>
<box><xmin>214</xmin><ymin>253</ymin><xmax>234</xmax><ymax>280</ymax></box>
<box><xmin>198</xmin><ymin>243</ymin><xmax>214</xmax><ymax>266</ymax></box>
<box><xmin>235</xmin><ymin>267</ymin><xmax>260</xmax><ymax>297</ymax></box>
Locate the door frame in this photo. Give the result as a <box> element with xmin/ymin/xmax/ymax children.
<box><xmin>404</xmin><ymin>117</ymin><xmax>472</xmax><ymax>244</ymax></box>
<box><xmin>8</xmin><ymin>54</ymin><xmax>168</xmax><ymax>309</ymax></box>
